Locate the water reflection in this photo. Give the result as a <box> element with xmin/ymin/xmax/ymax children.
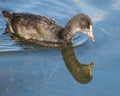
<box><xmin>73</xmin><ymin>0</ymin><xmax>107</xmax><ymax>23</ymax></box>
<box><xmin>112</xmin><ymin>0</ymin><xmax>120</xmax><ymax>11</ymax></box>
<box><xmin>61</xmin><ymin>43</ymin><xmax>94</xmax><ymax>84</ymax></box>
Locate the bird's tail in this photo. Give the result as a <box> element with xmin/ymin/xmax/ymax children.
<box><xmin>2</xmin><ymin>11</ymin><xmax>12</xmax><ymax>23</ymax></box>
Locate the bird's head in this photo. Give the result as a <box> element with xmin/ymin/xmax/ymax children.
<box><xmin>79</xmin><ymin>14</ymin><xmax>95</xmax><ymax>41</ymax></box>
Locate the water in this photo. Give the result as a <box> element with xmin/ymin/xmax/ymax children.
<box><xmin>0</xmin><ymin>0</ymin><xmax>120</xmax><ymax>96</ymax></box>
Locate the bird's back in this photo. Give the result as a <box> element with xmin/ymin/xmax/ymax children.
<box><xmin>2</xmin><ymin>11</ymin><xmax>63</xmax><ymax>46</ymax></box>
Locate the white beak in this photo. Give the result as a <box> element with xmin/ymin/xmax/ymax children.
<box><xmin>87</xmin><ymin>25</ymin><xmax>95</xmax><ymax>42</ymax></box>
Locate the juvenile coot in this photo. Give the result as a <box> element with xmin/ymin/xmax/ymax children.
<box><xmin>2</xmin><ymin>11</ymin><xmax>94</xmax><ymax>47</ymax></box>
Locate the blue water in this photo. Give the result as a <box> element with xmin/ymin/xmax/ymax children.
<box><xmin>0</xmin><ymin>0</ymin><xmax>120</xmax><ymax>96</ymax></box>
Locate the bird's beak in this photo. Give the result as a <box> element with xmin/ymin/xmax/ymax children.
<box><xmin>87</xmin><ymin>25</ymin><xmax>95</xmax><ymax>42</ymax></box>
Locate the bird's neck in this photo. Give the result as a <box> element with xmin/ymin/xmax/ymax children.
<box><xmin>60</xmin><ymin>25</ymin><xmax>80</xmax><ymax>43</ymax></box>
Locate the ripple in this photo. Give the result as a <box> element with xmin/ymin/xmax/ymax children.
<box><xmin>72</xmin><ymin>33</ymin><xmax>89</xmax><ymax>47</ymax></box>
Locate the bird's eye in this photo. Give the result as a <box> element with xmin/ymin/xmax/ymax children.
<box><xmin>87</xmin><ymin>25</ymin><xmax>90</xmax><ymax>29</ymax></box>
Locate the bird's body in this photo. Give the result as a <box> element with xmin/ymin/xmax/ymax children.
<box><xmin>2</xmin><ymin>11</ymin><xmax>94</xmax><ymax>47</ymax></box>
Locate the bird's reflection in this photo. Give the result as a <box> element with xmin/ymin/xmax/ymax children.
<box><xmin>61</xmin><ymin>43</ymin><xmax>94</xmax><ymax>84</ymax></box>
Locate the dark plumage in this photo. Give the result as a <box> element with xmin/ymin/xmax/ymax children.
<box><xmin>2</xmin><ymin>11</ymin><xmax>94</xmax><ymax>47</ymax></box>
<box><xmin>62</xmin><ymin>43</ymin><xmax>94</xmax><ymax>84</ymax></box>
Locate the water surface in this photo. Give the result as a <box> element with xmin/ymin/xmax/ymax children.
<box><xmin>0</xmin><ymin>0</ymin><xmax>120</xmax><ymax>96</ymax></box>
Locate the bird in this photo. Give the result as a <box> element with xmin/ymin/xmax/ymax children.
<box><xmin>2</xmin><ymin>11</ymin><xmax>94</xmax><ymax>47</ymax></box>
